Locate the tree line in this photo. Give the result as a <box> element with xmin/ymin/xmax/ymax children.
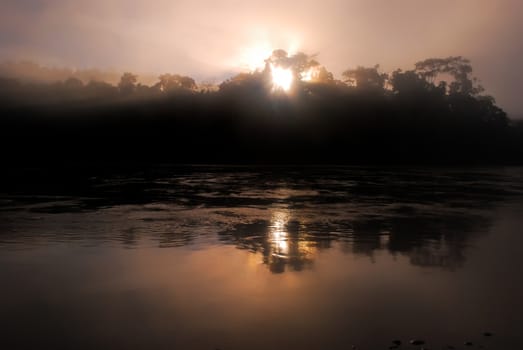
<box><xmin>1</xmin><ymin>50</ymin><xmax>522</xmax><ymax>165</ymax></box>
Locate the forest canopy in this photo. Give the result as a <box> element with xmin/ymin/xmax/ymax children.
<box><xmin>0</xmin><ymin>51</ymin><xmax>522</xmax><ymax>165</ymax></box>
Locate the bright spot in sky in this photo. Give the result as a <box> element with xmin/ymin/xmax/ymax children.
<box><xmin>271</xmin><ymin>64</ymin><xmax>293</xmax><ymax>92</ymax></box>
<box><xmin>239</xmin><ymin>44</ymin><xmax>273</xmax><ymax>71</ymax></box>
<box><xmin>236</xmin><ymin>39</ymin><xmax>300</xmax><ymax>73</ymax></box>
<box><xmin>236</xmin><ymin>41</ymin><xmax>306</xmax><ymax>92</ymax></box>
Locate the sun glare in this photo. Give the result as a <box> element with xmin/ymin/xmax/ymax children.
<box><xmin>271</xmin><ymin>64</ymin><xmax>293</xmax><ymax>92</ymax></box>
<box><xmin>300</xmin><ymin>67</ymin><xmax>318</xmax><ymax>82</ymax></box>
<box><xmin>239</xmin><ymin>45</ymin><xmax>273</xmax><ymax>72</ymax></box>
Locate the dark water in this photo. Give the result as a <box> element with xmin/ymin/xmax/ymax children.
<box><xmin>1</xmin><ymin>166</ymin><xmax>523</xmax><ymax>350</ymax></box>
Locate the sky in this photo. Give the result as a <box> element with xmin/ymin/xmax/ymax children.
<box><xmin>1</xmin><ymin>0</ymin><xmax>522</xmax><ymax>115</ymax></box>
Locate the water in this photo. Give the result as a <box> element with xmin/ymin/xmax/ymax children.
<box><xmin>1</xmin><ymin>166</ymin><xmax>523</xmax><ymax>350</ymax></box>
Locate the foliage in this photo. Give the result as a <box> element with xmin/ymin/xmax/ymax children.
<box><xmin>0</xmin><ymin>53</ymin><xmax>520</xmax><ymax>165</ymax></box>
<box><xmin>342</xmin><ymin>65</ymin><xmax>387</xmax><ymax>90</ymax></box>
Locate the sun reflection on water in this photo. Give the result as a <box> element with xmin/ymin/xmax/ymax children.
<box><xmin>263</xmin><ymin>208</ymin><xmax>318</xmax><ymax>273</ymax></box>
<box><xmin>269</xmin><ymin>209</ymin><xmax>291</xmax><ymax>257</ymax></box>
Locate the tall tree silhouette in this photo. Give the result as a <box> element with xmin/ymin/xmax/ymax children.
<box><xmin>414</xmin><ymin>56</ymin><xmax>483</xmax><ymax>96</ymax></box>
<box><xmin>118</xmin><ymin>72</ymin><xmax>138</xmax><ymax>95</ymax></box>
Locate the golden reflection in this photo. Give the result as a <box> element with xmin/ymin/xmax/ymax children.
<box><xmin>263</xmin><ymin>208</ymin><xmax>318</xmax><ymax>273</ymax></box>
<box><xmin>269</xmin><ymin>209</ymin><xmax>290</xmax><ymax>257</ymax></box>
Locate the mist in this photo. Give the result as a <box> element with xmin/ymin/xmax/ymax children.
<box><xmin>1</xmin><ymin>0</ymin><xmax>522</xmax><ymax>115</ymax></box>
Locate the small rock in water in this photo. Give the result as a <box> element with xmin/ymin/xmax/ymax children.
<box><xmin>483</xmin><ymin>332</ymin><xmax>493</xmax><ymax>337</ymax></box>
<box><xmin>392</xmin><ymin>340</ymin><xmax>402</xmax><ymax>346</ymax></box>
<box><xmin>464</xmin><ymin>341</ymin><xmax>473</xmax><ymax>346</ymax></box>
<box><xmin>409</xmin><ymin>339</ymin><xmax>425</xmax><ymax>346</ymax></box>
<box><xmin>351</xmin><ymin>345</ymin><xmax>357</xmax><ymax>350</ymax></box>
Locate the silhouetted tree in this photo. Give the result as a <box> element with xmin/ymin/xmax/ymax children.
<box><xmin>118</xmin><ymin>72</ymin><xmax>138</xmax><ymax>95</ymax></box>
<box><xmin>313</xmin><ymin>66</ymin><xmax>335</xmax><ymax>83</ymax></box>
<box><xmin>390</xmin><ymin>69</ymin><xmax>434</xmax><ymax>95</ymax></box>
<box><xmin>219</xmin><ymin>71</ymin><xmax>268</xmax><ymax>93</ymax></box>
<box><xmin>342</xmin><ymin>65</ymin><xmax>387</xmax><ymax>90</ymax></box>
<box><xmin>155</xmin><ymin>74</ymin><xmax>197</xmax><ymax>93</ymax></box>
<box><xmin>263</xmin><ymin>49</ymin><xmax>333</xmax><ymax>85</ymax></box>
<box><xmin>415</xmin><ymin>56</ymin><xmax>484</xmax><ymax>96</ymax></box>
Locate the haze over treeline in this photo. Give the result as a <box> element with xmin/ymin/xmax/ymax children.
<box><xmin>2</xmin><ymin>0</ymin><xmax>522</xmax><ymax>115</ymax></box>
<box><xmin>0</xmin><ymin>61</ymin><xmax>159</xmax><ymax>86</ymax></box>
<box><xmin>1</xmin><ymin>50</ymin><xmax>522</xmax><ymax>165</ymax></box>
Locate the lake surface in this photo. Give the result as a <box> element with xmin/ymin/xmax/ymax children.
<box><xmin>1</xmin><ymin>166</ymin><xmax>523</xmax><ymax>350</ymax></box>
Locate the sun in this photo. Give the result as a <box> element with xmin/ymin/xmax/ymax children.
<box><xmin>271</xmin><ymin>64</ymin><xmax>293</xmax><ymax>92</ymax></box>
<box><xmin>237</xmin><ymin>43</ymin><xmax>300</xmax><ymax>92</ymax></box>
